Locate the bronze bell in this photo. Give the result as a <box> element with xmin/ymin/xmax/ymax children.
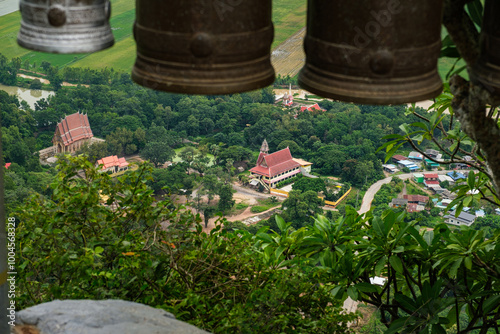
<box><xmin>132</xmin><ymin>0</ymin><xmax>275</xmax><ymax>95</ymax></box>
<box><xmin>472</xmin><ymin>0</ymin><xmax>500</xmax><ymax>93</ymax></box>
<box><xmin>298</xmin><ymin>0</ymin><xmax>444</xmax><ymax>105</ymax></box>
<box><xmin>18</xmin><ymin>0</ymin><xmax>114</xmax><ymax>54</ymax></box>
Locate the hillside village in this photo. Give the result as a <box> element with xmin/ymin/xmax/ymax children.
<box><xmin>32</xmin><ymin>106</ymin><xmax>499</xmax><ymax>234</ymax></box>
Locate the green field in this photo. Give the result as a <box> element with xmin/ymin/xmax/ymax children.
<box><xmin>272</xmin><ymin>0</ymin><xmax>307</xmax><ymax>49</ymax></box>
<box><xmin>0</xmin><ymin>0</ymin><xmax>306</xmax><ymax>73</ymax></box>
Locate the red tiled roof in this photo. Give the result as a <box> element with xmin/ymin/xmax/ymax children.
<box><xmin>425</xmin><ymin>180</ymin><xmax>440</xmax><ymax>185</ymax></box>
<box><xmin>403</xmin><ymin>195</ymin><xmax>429</xmax><ymax>203</ymax></box>
<box><xmin>407</xmin><ymin>203</ymin><xmax>419</xmax><ymax>213</ymax></box>
<box><xmin>424</xmin><ymin>173</ymin><xmax>438</xmax><ymax>179</ymax></box>
<box><xmin>97</xmin><ymin>155</ymin><xmax>129</xmax><ymax>170</ymax></box>
<box><xmin>117</xmin><ymin>157</ymin><xmax>128</xmax><ymax>168</ymax></box>
<box><xmin>249</xmin><ymin>147</ymin><xmax>301</xmax><ymax>178</ymax></box>
<box><xmin>54</xmin><ymin>112</ymin><xmax>93</xmax><ymax>146</ymax></box>
<box><xmin>4</xmin><ymin>163</ymin><xmax>11</xmax><ymax>169</ymax></box>
<box><xmin>256</xmin><ymin>152</ymin><xmax>266</xmax><ymax>166</ymax></box>
<box><xmin>310</xmin><ymin>103</ymin><xmax>323</xmax><ymax>110</ymax></box>
<box><xmin>392</xmin><ymin>155</ymin><xmax>407</xmax><ymax>161</ymax></box>
<box><xmin>300</xmin><ymin>103</ymin><xmax>324</xmax><ymax>113</ymax></box>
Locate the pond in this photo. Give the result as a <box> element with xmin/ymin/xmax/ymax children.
<box><xmin>0</xmin><ymin>83</ymin><xmax>55</xmax><ymax>109</ymax></box>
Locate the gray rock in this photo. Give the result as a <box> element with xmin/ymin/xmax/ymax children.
<box><xmin>15</xmin><ymin>299</ymin><xmax>209</xmax><ymax>334</ymax></box>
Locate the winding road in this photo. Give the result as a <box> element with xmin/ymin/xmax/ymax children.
<box><xmin>357</xmin><ymin>170</ymin><xmax>466</xmax><ymax>214</ymax></box>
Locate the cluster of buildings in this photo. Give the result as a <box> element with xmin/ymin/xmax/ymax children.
<box><xmin>276</xmin><ymin>86</ymin><xmax>326</xmax><ymax>118</ymax></box>
<box><xmin>390</xmin><ymin>194</ymin><xmax>430</xmax><ymax>213</ymax></box>
<box><xmin>412</xmin><ymin>171</ymin><xmax>467</xmax><ymax>196</ymax></box>
<box><xmin>37</xmin><ymin>112</ymin><xmax>130</xmax><ymax>175</ymax></box>
<box><xmin>383</xmin><ymin>149</ymin><xmax>474</xmax><ymax>175</ymax></box>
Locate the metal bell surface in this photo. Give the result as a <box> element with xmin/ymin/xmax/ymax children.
<box><xmin>472</xmin><ymin>0</ymin><xmax>500</xmax><ymax>93</ymax></box>
<box><xmin>298</xmin><ymin>0</ymin><xmax>444</xmax><ymax>105</ymax></box>
<box><xmin>132</xmin><ymin>0</ymin><xmax>275</xmax><ymax>95</ymax></box>
<box><xmin>18</xmin><ymin>0</ymin><xmax>114</xmax><ymax>54</ymax></box>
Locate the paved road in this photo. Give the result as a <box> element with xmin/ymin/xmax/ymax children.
<box><xmin>358</xmin><ymin>170</ymin><xmax>467</xmax><ymax>214</ymax></box>
<box><xmin>232</xmin><ymin>183</ymin><xmax>274</xmax><ymax>200</ymax></box>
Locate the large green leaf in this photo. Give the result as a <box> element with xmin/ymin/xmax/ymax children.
<box><xmin>466</xmin><ymin>0</ymin><xmax>484</xmax><ymax>28</ymax></box>
<box><xmin>483</xmin><ymin>295</ymin><xmax>500</xmax><ymax>314</ymax></box>
<box><xmin>389</xmin><ymin>255</ymin><xmax>404</xmax><ymax>274</ymax></box>
<box><xmin>275</xmin><ymin>215</ymin><xmax>287</xmax><ymax>232</ymax></box>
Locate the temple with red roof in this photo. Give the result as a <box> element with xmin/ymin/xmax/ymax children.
<box><xmin>249</xmin><ymin>140</ymin><xmax>302</xmax><ymax>189</ymax></box>
<box><xmin>299</xmin><ymin>103</ymin><xmax>324</xmax><ymax>113</ymax></box>
<box><xmin>52</xmin><ymin>112</ymin><xmax>93</xmax><ymax>154</ymax></box>
<box><xmin>96</xmin><ymin>155</ymin><xmax>129</xmax><ymax>174</ymax></box>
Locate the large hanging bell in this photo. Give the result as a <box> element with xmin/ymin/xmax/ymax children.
<box><xmin>132</xmin><ymin>0</ymin><xmax>275</xmax><ymax>95</ymax></box>
<box><xmin>472</xmin><ymin>0</ymin><xmax>500</xmax><ymax>93</ymax></box>
<box><xmin>17</xmin><ymin>0</ymin><xmax>114</xmax><ymax>54</ymax></box>
<box><xmin>298</xmin><ymin>0</ymin><xmax>444</xmax><ymax>104</ymax></box>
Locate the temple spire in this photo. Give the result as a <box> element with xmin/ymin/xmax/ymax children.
<box><xmin>260</xmin><ymin>139</ymin><xmax>269</xmax><ymax>154</ymax></box>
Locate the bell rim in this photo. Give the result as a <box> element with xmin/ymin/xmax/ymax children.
<box><xmin>131</xmin><ymin>66</ymin><xmax>275</xmax><ymax>95</ymax></box>
<box><xmin>17</xmin><ymin>21</ymin><xmax>115</xmax><ymax>54</ymax></box>
<box><xmin>17</xmin><ymin>38</ymin><xmax>115</xmax><ymax>54</ymax></box>
<box><xmin>298</xmin><ymin>65</ymin><xmax>443</xmax><ymax>105</ymax></box>
<box><xmin>471</xmin><ymin>61</ymin><xmax>500</xmax><ymax>93</ymax></box>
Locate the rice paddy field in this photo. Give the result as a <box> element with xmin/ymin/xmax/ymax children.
<box><xmin>0</xmin><ymin>0</ymin><xmax>307</xmax><ymax>73</ymax></box>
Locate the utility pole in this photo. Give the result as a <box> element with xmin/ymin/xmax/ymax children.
<box><xmin>0</xmin><ymin>126</ymin><xmax>10</xmax><ymax>333</ymax></box>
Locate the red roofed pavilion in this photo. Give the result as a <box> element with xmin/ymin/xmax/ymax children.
<box><xmin>250</xmin><ymin>140</ymin><xmax>301</xmax><ymax>188</ymax></box>
<box><xmin>53</xmin><ymin>112</ymin><xmax>93</xmax><ymax>154</ymax></box>
<box><xmin>300</xmin><ymin>103</ymin><xmax>324</xmax><ymax>113</ymax></box>
<box><xmin>96</xmin><ymin>155</ymin><xmax>129</xmax><ymax>174</ymax></box>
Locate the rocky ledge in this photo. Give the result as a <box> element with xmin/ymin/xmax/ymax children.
<box><xmin>12</xmin><ymin>299</ymin><xmax>209</xmax><ymax>334</ymax></box>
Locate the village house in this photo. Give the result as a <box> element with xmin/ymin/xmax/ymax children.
<box><xmin>96</xmin><ymin>155</ymin><xmax>129</xmax><ymax>174</ymax></box>
<box><xmin>407</xmin><ymin>203</ymin><xmax>426</xmax><ymax>213</ymax></box>
<box><xmin>447</xmin><ymin>171</ymin><xmax>467</xmax><ymax>182</ymax></box>
<box><xmin>250</xmin><ymin>140</ymin><xmax>304</xmax><ymax>189</ymax></box>
<box><xmin>52</xmin><ymin>112</ymin><xmax>94</xmax><ymax>154</ymax></box>
<box><xmin>424</xmin><ymin>158</ymin><xmax>440</xmax><ymax>169</ymax></box>
<box><xmin>438</xmin><ymin>174</ymin><xmax>455</xmax><ymax>186</ymax></box>
<box><xmin>403</xmin><ymin>194</ymin><xmax>429</xmax><ymax>206</ymax></box>
<box><xmin>382</xmin><ymin>164</ymin><xmax>398</xmax><ymax>173</ymax></box>
<box><xmin>444</xmin><ymin>210</ymin><xmax>476</xmax><ymax>226</ymax></box>
<box><xmin>425</xmin><ymin>149</ymin><xmax>442</xmax><ymax>159</ymax></box>
<box><xmin>390</xmin><ymin>198</ymin><xmax>408</xmax><ymax>209</ymax></box>
<box><xmin>408</xmin><ymin>151</ymin><xmax>423</xmax><ymax>161</ymax></box>
<box><xmin>413</xmin><ymin>173</ymin><xmax>424</xmax><ymax>183</ymax></box>
<box><xmin>397</xmin><ymin>160</ymin><xmax>419</xmax><ymax>171</ymax></box>
<box><xmin>403</xmin><ymin>195</ymin><xmax>428</xmax><ymax>213</ymax></box>
<box><xmin>392</xmin><ymin>155</ymin><xmax>407</xmax><ymax>164</ymax></box>
<box><xmin>423</xmin><ymin>173</ymin><xmax>439</xmax><ymax>186</ymax></box>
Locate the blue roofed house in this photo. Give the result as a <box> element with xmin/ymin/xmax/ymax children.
<box><xmin>408</xmin><ymin>151</ymin><xmax>424</xmax><ymax>161</ymax></box>
<box><xmin>447</xmin><ymin>171</ymin><xmax>467</xmax><ymax>182</ymax></box>
<box><xmin>397</xmin><ymin>160</ymin><xmax>419</xmax><ymax>171</ymax></box>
